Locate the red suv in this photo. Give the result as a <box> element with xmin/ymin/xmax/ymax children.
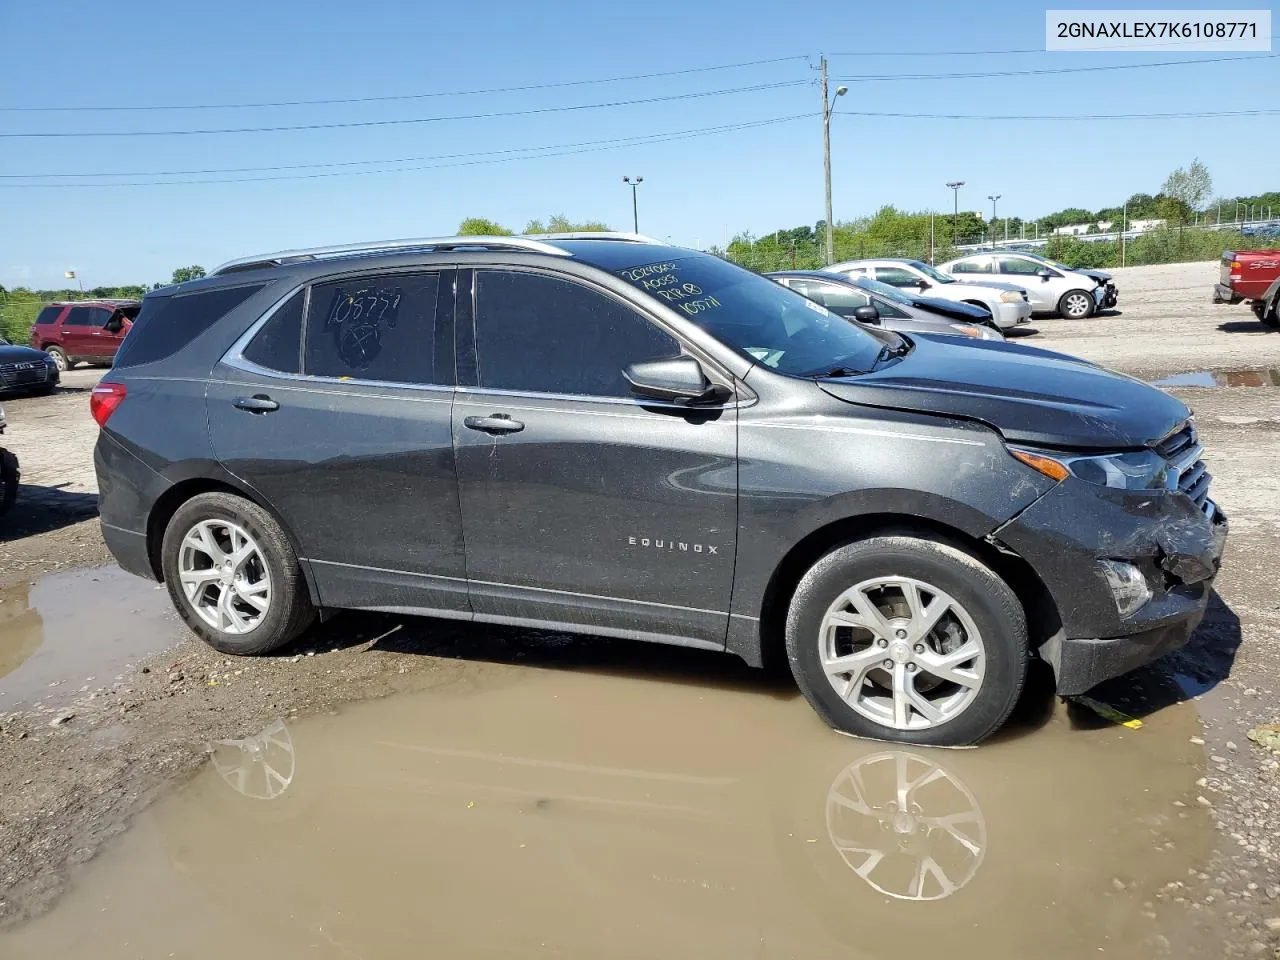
<box><xmin>30</xmin><ymin>299</ymin><xmax>142</xmax><ymax>371</ymax></box>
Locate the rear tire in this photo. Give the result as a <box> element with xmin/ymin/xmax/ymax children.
<box><xmin>785</xmin><ymin>536</ymin><xmax>1028</xmax><ymax>746</ymax></box>
<box><xmin>160</xmin><ymin>492</ymin><xmax>315</xmax><ymax>655</ymax></box>
<box><xmin>1058</xmin><ymin>290</ymin><xmax>1094</xmax><ymax>319</ymax></box>
<box><xmin>0</xmin><ymin>448</ymin><xmax>18</xmax><ymax>518</ymax></box>
<box><xmin>44</xmin><ymin>346</ymin><xmax>68</xmax><ymax>372</ymax></box>
<box><xmin>1261</xmin><ymin>302</ymin><xmax>1280</xmax><ymax>329</ymax></box>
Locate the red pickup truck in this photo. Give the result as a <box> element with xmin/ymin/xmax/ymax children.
<box><xmin>1214</xmin><ymin>249</ymin><xmax>1280</xmax><ymax>327</ymax></box>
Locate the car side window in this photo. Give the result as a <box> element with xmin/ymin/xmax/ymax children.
<box><xmin>873</xmin><ymin>267</ymin><xmax>920</xmax><ymax>287</ymax></box>
<box><xmin>35</xmin><ymin>306</ymin><xmax>62</xmax><ymax>326</ymax></box>
<box><xmin>999</xmin><ymin>257</ymin><xmax>1045</xmax><ymax>276</ymax></box>
<box><xmin>90</xmin><ymin>307</ymin><xmax>113</xmax><ymax>327</ymax></box>
<box><xmin>812</xmin><ymin>282</ymin><xmax>871</xmax><ymax>312</ymax></box>
<box><xmin>474</xmin><ymin>270</ymin><xmax>680</xmax><ymax>397</ymax></box>
<box><xmin>62</xmin><ymin>307</ymin><xmax>94</xmax><ymax>326</ymax></box>
<box><xmin>243</xmin><ymin>291</ymin><xmax>304</xmax><ymax>374</ymax></box>
<box><xmin>304</xmin><ymin>273</ymin><xmax>442</xmax><ymax>385</ymax></box>
<box><xmin>951</xmin><ymin>259</ymin><xmax>992</xmax><ymax>274</ymax></box>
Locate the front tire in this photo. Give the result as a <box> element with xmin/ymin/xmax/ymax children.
<box><xmin>45</xmin><ymin>346</ymin><xmax>69</xmax><ymax>372</ymax></box>
<box><xmin>160</xmin><ymin>492</ymin><xmax>315</xmax><ymax>655</ymax></box>
<box><xmin>1058</xmin><ymin>290</ymin><xmax>1095</xmax><ymax>319</ymax></box>
<box><xmin>1261</xmin><ymin>301</ymin><xmax>1280</xmax><ymax>329</ymax></box>
<box><xmin>785</xmin><ymin>536</ymin><xmax>1028</xmax><ymax>746</ymax></box>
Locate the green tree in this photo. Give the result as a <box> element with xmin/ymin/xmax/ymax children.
<box><xmin>171</xmin><ymin>265</ymin><xmax>206</xmax><ymax>284</ymax></box>
<box><xmin>457</xmin><ymin>217</ymin><xmax>513</xmax><ymax>235</ymax></box>
<box><xmin>524</xmin><ymin>215</ymin><xmax>611</xmax><ymax>234</ymax></box>
<box><xmin>1161</xmin><ymin>159</ymin><xmax>1213</xmax><ymax>236</ymax></box>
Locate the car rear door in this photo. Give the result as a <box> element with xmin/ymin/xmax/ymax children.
<box><xmin>206</xmin><ymin>269</ymin><xmax>468</xmax><ymax>615</ymax></box>
<box><xmin>59</xmin><ymin>306</ymin><xmax>98</xmax><ymax>360</ymax></box>
<box><xmin>452</xmin><ymin>266</ymin><xmax>738</xmax><ymax>648</ymax></box>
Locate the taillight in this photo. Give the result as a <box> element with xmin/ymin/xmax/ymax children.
<box><xmin>90</xmin><ymin>383</ymin><xmax>126</xmax><ymax>427</ymax></box>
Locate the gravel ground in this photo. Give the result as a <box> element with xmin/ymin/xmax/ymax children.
<box><xmin>1</xmin><ymin>261</ymin><xmax>1279</xmax><ymax>954</ymax></box>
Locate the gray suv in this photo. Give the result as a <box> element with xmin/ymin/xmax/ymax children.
<box><xmin>92</xmin><ymin>234</ymin><xmax>1226</xmax><ymax>746</ymax></box>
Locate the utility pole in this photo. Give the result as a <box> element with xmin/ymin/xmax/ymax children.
<box><xmin>821</xmin><ymin>57</ymin><xmax>847</xmax><ymax>265</ymax></box>
<box><xmin>622</xmin><ymin>176</ymin><xmax>643</xmax><ymax>232</ymax></box>
<box><xmin>987</xmin><ymin>195</ymin><xmax>1001</xmax><ymax>250</ymax></box>
<box><xmin>929</xmin><ymin>212</ymin><xmax>935</xmax><ymax>264</ymax></box>
<box><xmin>1121</xmin><ymin>201</ymin><xmax>1128</xmax><ymax>267</ymax></box>
<box><xmin>946</xmin><ymin>181</ymin><xmax>964</xmax><ymax>246</ymax></box>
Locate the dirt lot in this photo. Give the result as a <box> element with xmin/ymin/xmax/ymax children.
<box><xmin>1</xmin><ymin>261</ymin><xmax>1279</xmax><ymax>958</ymax></box>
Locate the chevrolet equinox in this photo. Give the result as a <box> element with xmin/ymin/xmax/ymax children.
<box><xmin>92</xmin><ymin>234</ymin><xmax>1227</xmax><ymax>745</ymax></box>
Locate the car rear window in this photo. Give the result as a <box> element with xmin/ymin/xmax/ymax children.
<box><xmin>35</xmin><ymin>306</ymin><xmax>62</xmax><ymax>325</ymax></box>
<box><xmin>113</xmin><ymin>284</ymin><xmax>266</xmax><ymax>368</ymax></box>
<box><xmin>242</xmin><ymin>290</ymin><xmax>304</xmax><ymax>373</ymax></box>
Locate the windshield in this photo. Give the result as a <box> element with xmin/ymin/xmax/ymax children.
<box><xmin>618</xmin><ymin>256</ymin><xmax>885</xmax><ymax>376</ymax></box>
<box><xmin>907</xmin><ymin>260</ymin><xmax>955</xmax><ymax>284</ymax></box>
<box><xmin>852</xmin><ymin>276</ymin><xmax>916</xmax><ymax>304</ymax></box>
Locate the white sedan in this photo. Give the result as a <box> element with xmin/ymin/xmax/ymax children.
<box><xmin>937</xmin><ymin>252</ymin><xmax>1108</xmax><ymax>319</ymax></box>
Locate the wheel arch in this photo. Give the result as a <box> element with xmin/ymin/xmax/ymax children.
<box><xmin>743</xmin><ymin>512</ymin><xmax>1060</xmax><ymax>671</ymax></box>
<box><xmin>145</xmin><ymin>476</ymin><xmax>322</xmax><ymax>608</ymax></box>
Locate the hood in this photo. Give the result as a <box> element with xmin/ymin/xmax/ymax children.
<box><xmin>911</xmin><ymin>296</ymin><xmax>990</xmax><ymax>321</ymax></box>
<box><xmin>1078</xmin><ymin>268</ymin><xmax>1112</xmax><ymax>283</ymax></box>
<box><xmin>0</xmin><ymin>344</ymin><xmax>51</xmax><ymax>364</ymax></box>
<box><xmin>818</xmin><ymin>334</ymin><xmax>1188</xmax><ymax>450</ymax></box>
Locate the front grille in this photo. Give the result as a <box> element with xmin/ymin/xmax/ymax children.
<box><xmin>1157</xmin><ymin>421</ymin><xmax>1214</xmax><ymax>516</ymax></box>
<box><xmin>0</xmin><ymin>361</ymin><xmax>49</xmax><ymax>386</ymax></box>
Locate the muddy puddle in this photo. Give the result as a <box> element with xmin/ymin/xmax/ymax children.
<box><xmin>1154</xmin><ymin>367</ymin><xmax>1280</xmax><ymax>388</ymax></box>
<box><xmin>0</xmin><ymin>566</ymin><xmax>180</xmax><ymax>710</ymax></box>
<box><xmin>0</xmin><ymin>661</ymin><xmax>1218</xmax><ymax>959</ymax></box>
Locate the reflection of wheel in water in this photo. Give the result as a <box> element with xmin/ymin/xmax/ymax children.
<box><xmin>825</xmin><ymin>751</ymin><xmax>985</xmax><ymax>901</ymax></box>
<box><xmin>209</xmin><ymin>719</ymin><xmax>295</xmax><ymax>800</ymax></box>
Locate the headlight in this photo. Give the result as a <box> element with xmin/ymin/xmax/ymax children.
<box><xmin>999</xmin><ymin>291</ymin><xmax>1023</xmax><ymax>303</ymax></box>
<box><xmin>1010</xmin><ymin>446</ymin><xmax>1168</xmax><ymax>490</ymax></box>
<box><xmin>948</xmin><ymin>324</ymin><xmax>981</xmax><ymax>338</ymax></box>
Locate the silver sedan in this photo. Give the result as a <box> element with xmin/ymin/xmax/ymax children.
<box><xmin>937</xmin><ymin>252</ymin><xmax>1108</xmax><ymax>319</ymax></box>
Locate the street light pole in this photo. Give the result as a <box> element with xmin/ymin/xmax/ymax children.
<box><xmin>1121</xmin><ymin>200</ymin><xmax>1128</xmax><ymax>267</ymax></box>
<box><xmin>821</xmin><ymin>56</ymin><xmax>847</xmax><ymax>265</ymax></box>
<box><xmin>987</xmin><ymin>194</ymin><xmax>1001</xmax><ymax>250</ymax></box>
<box><xmin>622</xmin><ymin>176</ymin><xmax>643</xmax><ymax>232</ymax></box>
<box><xmin>946</xmin><ymin>181</ymin><xmax>964</xmax><ymax>247</ymax></box>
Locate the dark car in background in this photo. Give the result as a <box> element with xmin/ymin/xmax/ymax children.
<box><xmin>0</xmin><ymin>336</ymin><xmax>60</xmax><ymax>396</ymax></box>
<box><xmin>29</xmin><ymin>299</ymin><xmax>141</xmax><ymax>371</ymax></box>
<box><xmin>92</xmin><ymin>234</ymin><xmax>1225</xmax><ymax>746</ymax></box>
<box><xmin>766</xmin><ymin>271</ymin><xmax>1004</xmax><ymax>341</ymax></box>
<box><xmin>850</xmin><ymin>275</ymin><xmax>999</xmax><ymax>326</ymax></box>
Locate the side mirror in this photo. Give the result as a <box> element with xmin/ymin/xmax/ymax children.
<box><xmin>851</xmin><ymin>305</ymin><xmax>880</xmax><ymax>324</ymax></box>
<box><xmin>1036</xmin><ymin>268</ymin><xmax>1053</xmax><ymax>279</ymax></box>
<box><xmin>916</xmin><ymin>279</ymin><xmax>931</xmax><ymax>289</ymax></box>
<box><xmin>624</xmin><ymin>356</ymin><xmax>730</xmax><ymax>405</ymax></box>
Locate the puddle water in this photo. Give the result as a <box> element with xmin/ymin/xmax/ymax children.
<box><xmin>0</xmin><ymin>566</ymin><xmax>180</xmax><ymax>710</ymax></box>
<box><xmin>1</xmin><ymin>663</ymin><xmax>1216</xmax><ymax>959</ymax></box>
<box><xmin>1154</xmin><ymin>367</ymin><xmax>1280</xmax><ymax>388</ymax></box>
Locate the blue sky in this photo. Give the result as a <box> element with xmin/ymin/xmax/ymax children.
<box><xmin>1</xmin><ymin>0</ymin><xmax>1275</xmax><ymax>288</ymax></box>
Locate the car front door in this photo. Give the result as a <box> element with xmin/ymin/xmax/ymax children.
<box><xmin>207</xmin><ymin>270</ymin><xmax>468</xmax><ymax>615</ymax></box>
<box><xmin>452</xmin><ymin>267</ymin><xmax>738</xmax><ymax>649</ymax></box>
<box><xmin>997</xmin><ymin>256</ymin><xmax>1057</xmax><ymax>311</ymax></box>
<box><xmin>98</xmin><ymin>308</ymin><xmax>134</xmax><ymax>361</ymax></box>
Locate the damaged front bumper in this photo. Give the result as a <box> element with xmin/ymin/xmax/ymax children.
<box><xmin>991</xmin><ymin>479</ymin><xmax>1228</xmax><ymax>696</ymax></box>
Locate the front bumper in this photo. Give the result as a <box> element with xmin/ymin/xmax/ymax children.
<box><xmin>991</xmin><ymin>300</ymin><xmax>1033</xmax><ymax>330</ymax></box>
<box><xmin>992</xmin><ymin>479</ymin><xmax>1228</xmax><ymax>696</ymax></box>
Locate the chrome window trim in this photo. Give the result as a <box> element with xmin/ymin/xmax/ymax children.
<box><xmin>454</xmin><ymin>384</ymin><xmax>748</xmax><ymax>412</ymax></box>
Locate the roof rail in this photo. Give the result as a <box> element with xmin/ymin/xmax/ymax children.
<box><xmin>210</xmin><ymin>235</ymin><xmax>573</xmax><ymax>276</ymax></box>
<box><xmin>523</xmin><ymin>231</ymin><xmax>665</xmax><ymax>244</ymax></box>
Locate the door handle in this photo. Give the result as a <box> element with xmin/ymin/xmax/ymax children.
<box><xmin>464</xmin><ymin>414</ymin><xmax>524</xmax><ymax>435</ymax></box>
<box><xmin>233</xmin><ymin>395</ymin><xmax>280</xmax><ymax>414</ymax></box>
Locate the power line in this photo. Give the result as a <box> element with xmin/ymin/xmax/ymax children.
<box><xmin>842</xmin><ymin>107</ymin><xmax>1280</xmax><ymax>120</ymax></box>
<box><xmin>833</xmin><ymin>52</ymin><xmax>1279</xmax><ymax>83</ymax></box>
<box><xmin>0</xmin><ymin>55</ymin><xmax>808</xmax><ymax>113</ymax></box>
<box><xmin>0</xmin><ymin>80</ymin><xmax>808</xmax><ymax>138</ymax></box>
<box><xmin>0</xmin><ymin>115</ymin><xmax>809</xmax><ymax>188</ymax></box>
<box><xmin>827</xmin><ymin>35</ymin><xmax>1280</xmax><ymax>55</ymax></box>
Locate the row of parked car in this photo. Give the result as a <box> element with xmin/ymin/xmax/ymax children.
<box><xmin>765</xmin><ymin>251</ymin><xmax>1119</xmax><ymax>344</ymax></box>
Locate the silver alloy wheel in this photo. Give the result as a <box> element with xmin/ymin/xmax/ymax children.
<box><xmin>825</xmin><ymin>751</ymin><xmax>986</xmax><ymax>901</ymax></box>
<box><xmin>1063</xmin><ymin>292</ymin><xmax>1092</xmax><ymax>318</ymax></box>
<box><xmin>46</xmin><ymin>349</ymin><xmax>67</xmax><ymax>372</ymax></box>
<box><xmin>818</xmin><ymin>576</ymin><xmax>986</xmax><ymax>731</ymax></box>
<box><xmin>179</xmin><ymin>519</ymin><xmax>271</xmax><ymax>635</ymax></box>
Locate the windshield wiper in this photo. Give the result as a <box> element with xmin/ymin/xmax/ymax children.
<box><xmin>807</xmin><ymin>364</ymin><xmax>865</xmax><ymax>378</ymax></box>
